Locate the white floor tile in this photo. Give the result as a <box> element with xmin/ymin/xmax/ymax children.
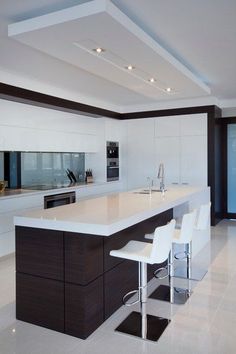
<box><xmin>1</xmin><ymin>220</ymin><xmax>236</xmax><ymax>353</ymax></box>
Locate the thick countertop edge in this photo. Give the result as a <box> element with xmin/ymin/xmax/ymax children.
<box><xmin>14</xmin><ymin>187</ymin><xmax>209</xmax><ymax>236</ymax></box>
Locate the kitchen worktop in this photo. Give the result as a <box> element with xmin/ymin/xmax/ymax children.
<box><xmin>0</xmin><ymin>180</ymin><xmax>120</xmax><ymax>201</ymax></box>
<box><xmin>14</xmin><ymin>185</ymin><xmax>210</xmax><ymax>236</ymax></box>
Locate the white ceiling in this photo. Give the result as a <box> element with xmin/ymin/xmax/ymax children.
<box><xmin>1</xmin><ymin>0</ymin><xmax>236</xmax><ymax>111</ymax></box>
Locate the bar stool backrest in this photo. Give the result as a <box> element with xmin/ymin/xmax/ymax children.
<box><xmin>150</xmin><ymin>219</ymin><xmax>176</xmax><ymax>264</ymax></box>
<box><xmin>179</xmin><ymin>210</ymin><xmax>197</xmax><ymax>244</ymax></box>
<box><xmin>195</xmin><ymin>202</ymin><xmax>211</xmax><ymax>231</ymax></box>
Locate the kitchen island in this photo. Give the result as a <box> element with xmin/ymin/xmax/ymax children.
<box><xmin>14</xmin><ymin>186</ymin><xmax>210</xmax><ymax>339</ymax></box>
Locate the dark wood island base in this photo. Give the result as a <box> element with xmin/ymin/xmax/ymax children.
<box><xmin>15</xmin><ymin>209</ymin><xmax>173</xmax><ymax>339</ymax></box>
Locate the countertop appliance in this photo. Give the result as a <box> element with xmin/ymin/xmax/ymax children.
<box><xmin>107</xmin><ymin>141</ymin><xmax>119</xmax><ymax>182</ymax></box>
<box><xmin>44</xmin><ymin>191</ymin><xmax>76</xmax><ymax>209</ymax></box>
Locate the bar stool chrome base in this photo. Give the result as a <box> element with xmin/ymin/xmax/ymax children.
<box><xmin>174</xmin><ymin>243</ymin><xmax>207</xmax><ymax>281</ymax></box>
<box><xmin>115</xmin><ymin>311</ymin><xmax>170</xmax><ymax>342</ymax></box>
<box><xmin>173</xmin><ymin>202</ymin><xmax>211</xmax><ymax>282</ymax></box>
<box><xmin>149</xmin><ymin>284</ymin><xmax>191</xmax><ymax>304</ymax></box>
<box><xmin>174</xmin><ymin>266</ymin><xmax>207</xmax><ymax>281</ymax></box>
<box><xmin>149</xmin><ymin>250</ymin><xmax>191</xmax><ymax>304</ymax></box>
<box><xmin>110</xmin><ymin>220</ymin><xmax>176</xmax><ymax>342</ymax></box>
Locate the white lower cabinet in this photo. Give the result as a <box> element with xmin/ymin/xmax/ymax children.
<box><xmin>0</xmin><ymin>196</ymin><xmax>43</xmax><ymax>257</ymax></box>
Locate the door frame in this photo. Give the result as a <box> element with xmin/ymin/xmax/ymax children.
<box><xmin>220</xmin><ymin>117</ymin><xmax>236</xmax><ymax>219</ymax></box>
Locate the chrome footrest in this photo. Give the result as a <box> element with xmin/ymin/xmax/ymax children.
<box><xmin>174</xmin><ymin>251</ymin><xmax>190</xmax><ymax>260</ymax></box>
<box><xmin>122</xmin><ymin>289</ymin><xmax>140</xmax><ymax>306</ymax></box>
<box><xmin>154</xmin><ymin>265</ymin><xmax>169</xmax><ymax>280</ymax></box>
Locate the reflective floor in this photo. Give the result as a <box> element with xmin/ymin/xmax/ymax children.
<box><xmin>1</xmin><ymin>220</ymin><xmax>236</xmax><ymax>353</ymax></box>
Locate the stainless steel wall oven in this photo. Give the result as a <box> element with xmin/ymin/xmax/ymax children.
<box><xmin>106</xmin><ymin>141</ymin><xmax>119</xmax><ymax>182</ymax></box>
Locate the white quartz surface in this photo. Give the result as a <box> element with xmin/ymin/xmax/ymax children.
<box><xmin>14</xmin><ymin>186</ymin><xmax>210</xmax><ymax>236</ymax></box>
<box><xmin>0</xmin><ymin>181</ymin><xmax>119</xmax><ymax>200</ymax></box>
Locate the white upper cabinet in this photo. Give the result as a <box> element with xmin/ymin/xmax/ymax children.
<box><xmin>180</xmin><ymin>114</ymin><xmax>207</xmax><ymax>136</ymax></box>
<box><xmin>155</xmin><ymin>114</ymin><xmax>208</xmax><ymax>187</ymax></box>
<box><xmin>0</xmin><ymin>125</ymin><xmax>99</xmax><ymax>152</ymax></box>
<box><xmin>155</xmin><ymin>137</ymin><xmax>180</xmax><ymax>185</ymax></box>
<box><xmin>0</xmin><ymin>99</ymin><xmax>100</xmax><ymax>152</ymax></box>
<box><xmin>180</xmin><ymin>135</ymin><xmax>207</xmax><ymax>186</ymax></box>
<box><xmin>126</xmin><ymin>119</ymin><xmax>155</xmax><ymax>189</ymax></box>
<box><xmin>155</xmin><ymin>116</ymin><xmax>180</xmax><ymax>137</ymax></box>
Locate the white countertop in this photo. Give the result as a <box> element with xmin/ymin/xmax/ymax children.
<box><xmin>14</xmin><ymin>185</ymin><xmax>209</xmax><ymax>236</ymax></box>
<box><xmin>0</xmin><ymin>181</ymin><xmax>119</xmax><ymax>201</ymax></box>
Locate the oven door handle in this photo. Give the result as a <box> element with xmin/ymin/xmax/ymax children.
<box><xmin>107</xmin><ymin>166</ymin><xmax>119</xmax><ymax>169</ymax></box>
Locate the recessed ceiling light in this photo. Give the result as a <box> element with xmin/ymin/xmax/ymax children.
<box><xmin>126</xmin><ymin>65</ymin><xmax>134</xmax><ymax>70</ymax></box>
<box><xmin>149</xmin><ymin>78</ymin><xmax>155</xmax><ymax>83</ymax></box>
<box><xmin>165</xmin><ymin>87</ymin><xmax>172</xmax><ymax>92</ymax></box>
<box><xmin>93</xmin><ymin>47</ymin><xmax>105</xmax><ymax>54</ymax></box>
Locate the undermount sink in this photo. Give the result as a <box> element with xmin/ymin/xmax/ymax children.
<box><xmin>133</xmin><ymin>189</ymin><xmax>167</xmax><ymax>194</ymax></box>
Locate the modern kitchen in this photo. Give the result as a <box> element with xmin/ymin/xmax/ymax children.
<box><xmin>0</xmin><ymin>1</ymin><xmax>236</xmax><ymax>353</ymax></box>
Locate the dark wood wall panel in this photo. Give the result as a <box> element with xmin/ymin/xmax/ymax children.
<box><xmin>207</xmin><ymin>106</ymin><xmax>223</xmax><ymax>225</ymax></box>
<box><xmin>16</xmin><ymin>273</ymin><xmax>64</xmax><ymax>332</ymax></box>
<box><xmin>0</xmin><ymin>82</ymin><xmax>120</xmax><ymax>119</ymax></box>
<box><xmin>64</xmin><ymin>232</ymin><xmax>104</xmax><ymax>285</ymax></box>
<box><xmin>16</xmin><ymin>226</ymin><xmax>64</xmax><ymax>281</ymax></box>
<box><xmin>65</xmin><ymin>276</ymin><xmax>104</xmax><ymax>339</ymax></box>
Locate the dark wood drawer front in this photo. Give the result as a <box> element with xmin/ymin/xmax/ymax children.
<box><xmin>16</xmin><ymin>226</ymin><xmax>64</xmax><ymax>281</ymax></box>
<box><xmin>104</xmin><ymin>209</ymin><xmax>173</xmax><ymax>272</ymax></box>
<box><xmin>16</xmin><ymin>273</ymin><xmax>64</xmax><ymax>333</ymax></box>
<box><xmin>104</xmin><ymin>260</ymin><xmax>138</xmax><ymax>320</ymax></box>
<box><xmin>65</xmin><ymin>276</ymin><xmax>104</xmax><ymax>339</ymax></box>
<box><xmin>64</xmin><ymin>232</ymin><xmax>104</xmax><ymax>285</ymax></box>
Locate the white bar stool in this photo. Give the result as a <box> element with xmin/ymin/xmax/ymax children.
<box><xmin>109</xmin><ymin>219</ymin><xmax>176</xmax><ymax>342</ymax></box>
<box><xmin>174</xmin><ymin>202</ymin><xmax>211</xmax><ymax>281</ymax></box>
<box><xmin>146</xmin><ymin>210</ymin><xmax>196</xmax><ymax>304</ymax></box>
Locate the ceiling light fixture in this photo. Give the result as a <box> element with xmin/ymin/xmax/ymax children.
<box><xmin>93</xmin><ymin>47</ymin><xmax>105</xmax><ymax>54</ymax></box>
<box><xmin>127</xmin><ymin>65</ymin><xmax>134</xmax><ymax>70</ymax></box>
<box><xmin>75</xmin><ymin>42</ymin><xmax>171</xmax><ymax>94</ymax></box>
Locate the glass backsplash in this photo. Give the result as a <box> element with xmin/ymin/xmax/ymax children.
<box><xmin>21</xmin><ymin>152</ymin><xmax>85</xmax><ymax>187</ymax></box>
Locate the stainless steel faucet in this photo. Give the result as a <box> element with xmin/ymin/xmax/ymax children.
<box><xmin>157</xmin><ymin>163</ymin><xmax>165</xmax><ymax>192</ymax></box>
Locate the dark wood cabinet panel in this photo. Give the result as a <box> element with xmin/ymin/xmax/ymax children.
<box><xmin>65</xmin><ymin>276</ymin><xmax>104</xmax><ymax>339</ymax></box>
<box><xmin>16</xmin><ymin>226</ymin><xmax>64</xmax><ymax>281</ymax></box>
<box><xmin>15</xmin><ymin>208</ymin><xmax>173</xmax><ymax>339</ymax></box>
<box><xmin>104</xmin><ymin>260</ymin><xmax>138</xmax><ymax>320</ymax></box>
<box><xmin>64</xmin><ymin>232</ymin><xmax>104</xmax><ymax>285</ymax></box>
<box><xmin>16</xmin><ymin>273</ymin><xmax>64</xmax><ymax>333</ymax></box>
